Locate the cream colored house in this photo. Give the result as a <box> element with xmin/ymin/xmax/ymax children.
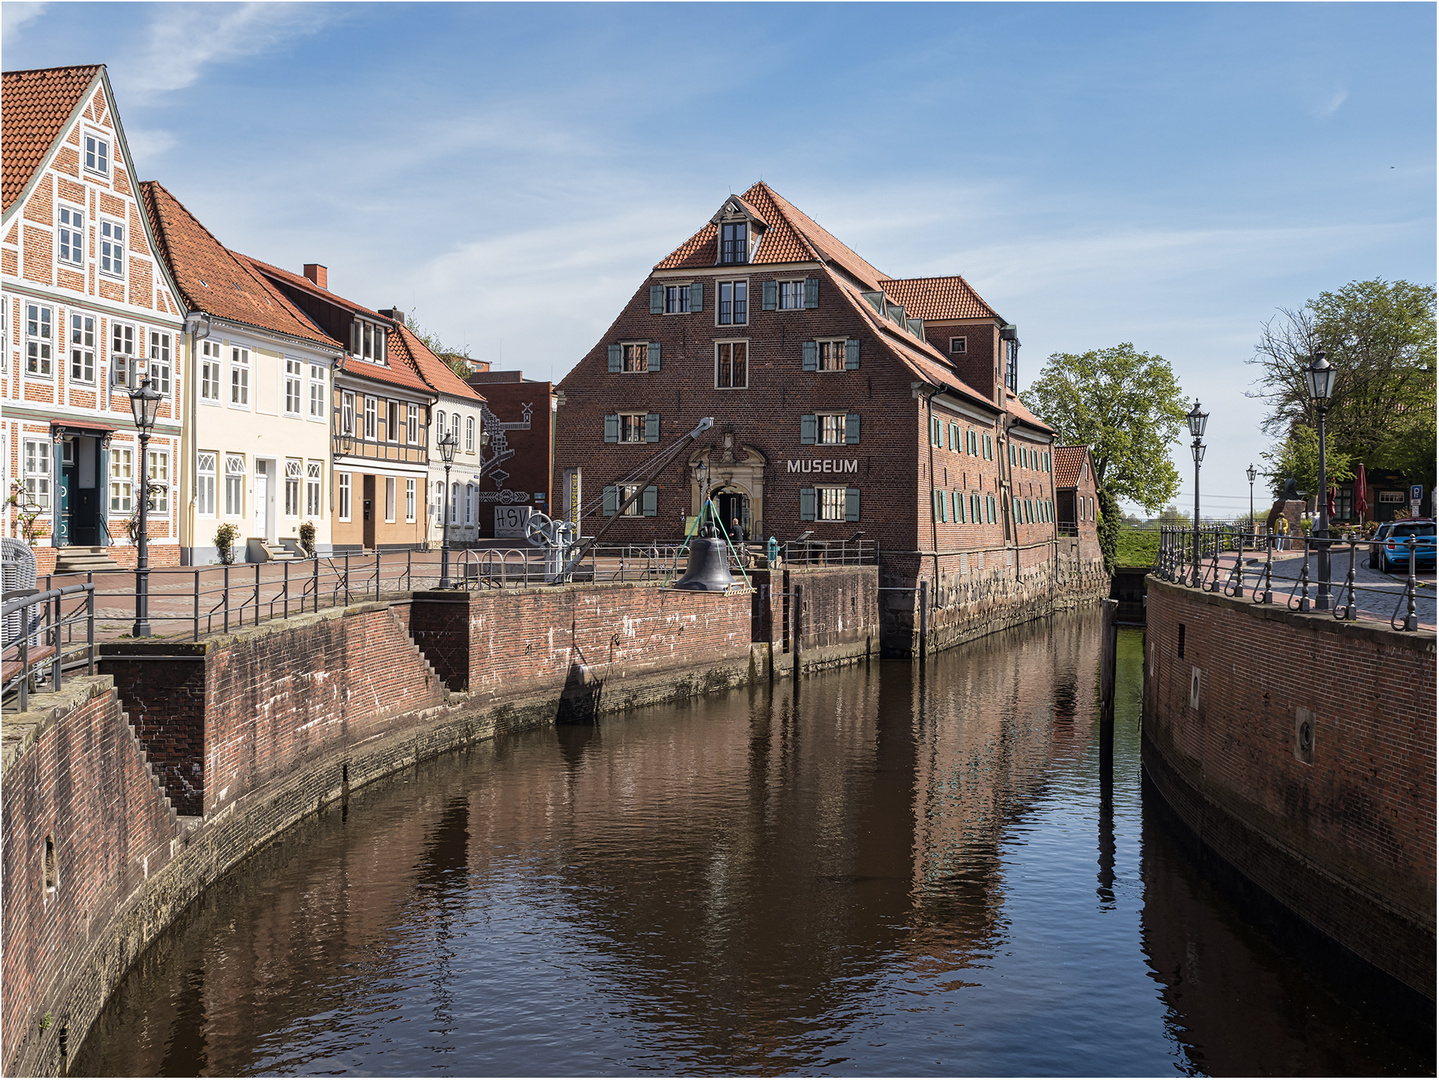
<box><xmin>143</xmin><ymin>182</ymin><xmax>343</xmax><ymax>562</ymax></box>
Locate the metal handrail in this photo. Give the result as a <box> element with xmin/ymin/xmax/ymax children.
<box><xmin>2</xmin><ymin>583</ymin><xmax>95</xmax><ymax>710</ymax></box>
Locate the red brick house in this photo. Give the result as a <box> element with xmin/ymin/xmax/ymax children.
<box><xmin>1054</xmin><ymin>445</ymin><xmax>1102</xmax><ymax>567</ymax></box>
<box><xmin>554</xmin><ymin>183</ymin><xmax>1071</xmax><ymax>651</ymax></box>
<box><xmin>467</xmin><ymin>370</ymin><xmax>558</xmax><ymax>537</ymax></box>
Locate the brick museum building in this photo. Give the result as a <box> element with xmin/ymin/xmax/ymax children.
<box><xmin>553</xmin><ymin>183</ymin><xmax>1098</xmax><ymax>652</ymax></box>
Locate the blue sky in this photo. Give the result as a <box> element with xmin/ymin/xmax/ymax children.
<box><xmin>5</xmin><ymin>2</ymin><xmax>1434</xmax><ymax>517</ymax></box>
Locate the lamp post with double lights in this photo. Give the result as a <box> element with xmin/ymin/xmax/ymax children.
<box><xmin>128</xmin><ymin>376</ymin><xmax>162</xmax><ymax>637</ymax></box>
<box><xmin>1186</xmin><ymin>399</ymin><xmax>1208</xmax><ymax>587</ymax></box>
<box><xmin>1306</xmin><ymin>349</ymin><xmax>1336</xmax><ymax>611</ymax></box>
<box><xmin>1246</xmin><ymin>463</ymin><xmax>1257</xmax><ymax>533</ymax></box>
<box><xmin>438</xmin><ymin>429</ymin><xmax>458</xmax><ymax>589</ymax></box>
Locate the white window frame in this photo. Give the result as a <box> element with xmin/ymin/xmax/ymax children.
<box><xmin>386</xmin><ymin>399</ymin><xmax>400</xmax><ymax>443</ymax></box>
<box><xmin>306</xmin><ymin>461</ymin><xmax>322</xmax><ymax>517</ymax></box>
<box><xmin>434</xmin><ymin>480</ymin><xmax>444</xmax><ymax>524</ymax></box>
<box><xmin>715</xmin><ymin>339</ymin><xmax>748</xmax><ymax>390</ymax></box>
<box><xmin>99</xmin><ymin>218</ymin><xmax>124</xmax><ymax>279</ymax></box>
<box><xmin>364</xmin><ymin>396</ymin><xmax>377</xmax><ymax>440</ymax></box>
<box><xmin>464</xmin><ymin>483</ymin><xmax>474</xmax><ymax>526</ymax></box>
<box><xmin>817</xmin><ymin>485</ymin><xmax>847</xmax><ymax>522</ymax></box>
<box><xmin>465</xmin><ymin>416</ymin><xmax>475</xmax><ymax>453</ymax></box>
<box><xmin>817</xmin><ymin>339</ymin><xmax>847</xmax><ymax>372</ymax></box>
<box><xmin>197</xmin><ymin>451</ymin><xmax>217</xmax><ymax>517</ymax></box>
<box><xmin>230</xmin><ymin>347</ymin><xmax>250</xmax><ymax>407</ymax></box>
<box><xmin>450</xmin><ymin>481</ymin><xmax>460</xmax><ymax>524</ymax></box>
<box><xmin>950</xmin><ymin>336</ymin><xmax>967</xmax><ymax>355</ymax></box>
<box><xmin>664</xmin><ymin>284</ymin><xmax>691</xmax><ymax>314</ymax></box>
<box><xmin>620</xmin><ymin>482</ymin><xmax>644</xmax><ymax>517</ymax></box>
<box><xmin>308</xmin><ymin>364</ymin><xmax>326</xmax><ymax>419</ymax></box>
<box><xmin>147</xmin><ymin>450</ymin><xmax>170</xmax><ymax>513</ymax></box>
<box><xmin>109</xmin><ymin>447</ymin><xmax>134</xmax><ymax>515</ymax></box>
<box><xmin>83</xmin><ymin>132</ymin><xmax>110</xmax><ymax>177</ymax></box>
<box><xmin>621</xmin><ymin>343</ymin><xmax>648</xmax><ymax>373</ymax></box>
<box><xmin>26</xmin><ymin>304</ymin><xmax>53</xmax><ymax>378</ymax></box>
<box><xmin>284</xmin><ymin>358</ymin><xmax>303</xmax><ymax>416</ymax></box>
<box><xmin>405</xmin><ymin>478</ymin><xmax>416</xmax><ymax>523</ymax></box>
<box><xmin>384</xmin><ymin>476</ymin><xmax>396</xmax><ymax>523</ymax></box>
<box><xmin>199</xmin><ymin>340</ymin><xmax>222</xmax><ymax>402</ymax></box>
<box><xmin>57</xmin><ymin>205</ymin><xmax>84</xmax><ymax>267</ymax></box>
<box><xmin>285</xmin><ymin>458</ymin><xmax>302</xmax><ymax>516</ymax></box>
<box><xmin>148</xmin><ymin>331</ymin><xmax>172</xmax><ymax>397</ymax></box>
<box><xmin>69</xmin><ymin>312</ymin><xmax>96</xmax><ymax>384</ymax></box>
<box><xmin>618</xmin><ymin>412</ymin><xmax>647</xmax><ymax>444</ymax></box>
<box><xmin>407</xmin><ymin>404</ymin><xmax>419</xmax><ymax>445</ymax></box>
<box><xmin>717</xmin><ymin>279</ymin><xmax>748</xmax><ymax>326</ymax></box>
<box><xmin>23</xmin><ymin>439</ymin><xmax>51</xmax><ymax>508</ymax></box>
<box><xmin>778</xmin><ymin>280</ymin><xmax>805</xmax><ymax>311</ymax></box>
<box><xmin>341</xmin><ymin>390</ymin><xmax>355</xmax><ymax>435</ymax></box>
<box><xmin>225</xmin><ymin>454</ymin><xmax>245</xmax><ymax>516</ymax></box>
<box><xmin>337</xmin><ymin>472</ymin><xmax>352</xmax><ymax>521</ymax></box>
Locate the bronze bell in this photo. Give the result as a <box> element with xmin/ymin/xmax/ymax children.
<box><xmin>672</xmin><ymin>537</ymin><xmax>737</xmax><ymax>591</ymax></box>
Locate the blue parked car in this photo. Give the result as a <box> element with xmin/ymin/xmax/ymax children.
<box><xmin>1368</xmin><ymin>519</ymin><xmax>1436</xmax><ymax>572</ymax></box>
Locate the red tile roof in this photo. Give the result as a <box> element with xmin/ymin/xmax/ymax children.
<box><xmin>140</xmin><ymin>181</ymin><xmax>340</xmax><ymax>350</ymax></box>
<box><xmin>389</xmin><ymin>323</ymin><xmax>485</xmax><ymax>404</ymax></box>
<box><xmin>1053</xmin><ymin>446</ymin><xmax>1089</xmax><ymax>489</ymax></box>
<box><xmin>1005</xmin><ymin>390</ymin><xmax>1054</xmax><ymax>434</ymax></box>
<box><xmin>655</xmin><ymin>181</ymin><xmax>890</xmax><ymax>288</ymax></box>
<box><xmin>2</xmin><ymin>65</ymin><xmax>104</xmax><ymax>214</ymax></box>
<box><xmin>881</xmin><ymin>275</ymin><xmax>998</xmax><ymax>322</ymax></box>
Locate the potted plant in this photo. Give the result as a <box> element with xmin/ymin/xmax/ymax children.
<box><xmin>215</xmin><ymin>522</ymin><xmax>241</xmax><ymax>565</ymax></box>
<box><xmin>299</xmin><ymin>520</ymin><xmax>316</xmax><ymax>558</ymax></box>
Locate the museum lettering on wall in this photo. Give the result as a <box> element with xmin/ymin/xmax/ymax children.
<box><xmin>786</xmin><ymin>459</ymin><xmax>859</xmax><ymax>474</ymax></box>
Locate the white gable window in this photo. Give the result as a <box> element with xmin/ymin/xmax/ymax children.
<box><xmin>149</xmin><ymin>332</ymin><xmax>172</xmax><ymax>396</ymax></box>
<box><xmin>84</xmin><ymin>133</ymin><xmax>109</xmax><ymax>176</ymax></box>
<box><xmin>111</xmin><ymin>322</ymin><xmax>138</xmax><ymax>388</ymax></box>
<box><xmin>57</xmin><ymin>206</ymin><xmax>84</xmax><ymax>267</ymax></box>
<box><xmin>352</xmin><ymin>320</ymin><xmax>385</xmax><ymax>362</ymax></box>
<box><xmin>100</xmin><ymin>219</ymin><xmax>124</xmax><ymax>278</ymax></box>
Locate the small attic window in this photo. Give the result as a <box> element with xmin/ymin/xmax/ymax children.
<box><xmin>720</xmin><ymin>221</ymin><xmax>747</xmax><ymax>265</ymax></box>
<box><xmin>351</xmin><ymin>320</ymin><xmax>386</xmax><ymax>363</ymax></box>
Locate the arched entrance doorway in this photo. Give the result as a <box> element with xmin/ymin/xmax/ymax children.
<box><xmin>688</xmin><ymin>443</ymin><xmax>767</xmax><ymax>540</ymax></box>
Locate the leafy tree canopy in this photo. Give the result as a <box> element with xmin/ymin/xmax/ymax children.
<box><xmin>406</xmin><ymin>314</ymin><xmax>474</xmax><ymax>380</ymax></box>
<box><xmin>1247</xmin><ymin>279</ymin><xmax>1435</xmax><ymax>487</ymax></box>
<box><xmin>1260</xmin><ymin>424</ymin><xmax>1355</xmax><ymax>500</ymax></box>
<box><xmin>1020</xmin><ymin>343</ymin><xmax>1187</xmax><ymax>513</ymax></box>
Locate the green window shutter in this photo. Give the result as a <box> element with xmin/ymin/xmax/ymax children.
<box><xmin>845</xmin><ymin>338</ymin><xmax>860</xmax><ymax>369</ymax></box>
<box><xmin>648</xmin><ymin>342</ymin><xmax>661</xmax><ymax>371</ymax></box>
<box><xmin>643</xmin><ymin>485</ymin><xmax>658</xmax><ymax>516</ymax></box>
<box><xmin>845</xmin><ymin>487</ymin><xmax>860</xmax><ymax>521</ymax></box>
<box><xmin>845</xmin><ymin>413</ymin><xmax>860</xmax><ymax>444</ymax></box>
<box><xmin>603</xmin><ymin>486</ymin><xmax>618</xmax><ymax>516</ymax></box>
<box><xmin>650</xmin><ymin>285</ymin><xmax>664</xmax><ymax>314</ymax></box>
<box><xmin>762</xmin><ymin>280</ymin><xmax>778</xmax><ymax>310</ymax></box>
<box><xmin>800</xmin><ymin>487</ymin><xmax>816</xmax><ymax>521</ymax></box>
<box><xmin>607</xmin><ymin>344</ymin><xmax>622</xmax><ymax>372</ymax></box>
<box><xmin>604</xmin><ymin>414</ymin><xmax>619</xmax><ymax>442</ymax></box>
<box><xmin>646</xmin><ymin>413</ymin><xmax>660</xmax><ymax>442</ymax></box>
<box><xmin>800</xmin><ymin>414</ymin><xmax>817</xmax><ymax>444</ymax></box>
<box><xmin>805</xmin><ymin>277</ymin><xmax>819</xmax><ymax>308</ymax></box>
<box><xmin>689</xmin><ymin>282</ymin><xmax>703</xmax><ymax>312</ymax></box>
<box><xmin>802</xmin><ymin>341</ymin><xmax>818</xmax><ymax>371</ymax></box>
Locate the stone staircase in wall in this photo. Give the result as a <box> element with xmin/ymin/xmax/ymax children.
<box><xmin>245</xmin><ymin>538</ymin><xmax>300</xmax><ymax>562</ymax></box>
<box><xmin>52</xmin><ymin>546</ymin><xmax>122</xmax><ymax>574</ymax></box>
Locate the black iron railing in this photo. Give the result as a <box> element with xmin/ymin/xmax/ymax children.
<box><xmin>2</xmin><ymin>583</ymin><xmax>96</xmax><ymax>710</ymax></box>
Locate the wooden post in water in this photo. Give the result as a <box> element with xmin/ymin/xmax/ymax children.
<box><xmin>792</xmin><ymin>583</ymin><xmax>803</xmax><ymax>679</ymax></box>
<box><xmin>918</xmin><ymin>580</ymin><xmax>929</xmax><ymax>665</ymax></box>
<box><xmin>1099</xmin><ymin>597</ymin><xmax>1118</xmax><ymax>770</ymax></box>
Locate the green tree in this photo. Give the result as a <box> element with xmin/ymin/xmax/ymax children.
<box><xmin>1247</xmin><ymin>279</ymin><xmax>1436</xmax><ymax>488</ymax></box>
<box><xmin>1020</xmin><ymin>343</ymin><xmax>1187</xmax><ymax>513</ymax></box>
<box><xmin>406</xmin><ymin>313</ymin><xmax>474</xmax><ymax>380</ymax></box>
<box><xmin>1156</xmin><ymin>505</ymin><xmax>1189</xmax><ymax>528</ymax></box>
<box><xmin>1259</xmin><ymin>424</ymin><xmax>1355</xmax><ymax>500</ymax></box>
<box><xmin>1096</xmin><ymin>486</ymin><xmax>1120</xmax><ymax>574</ymax></box>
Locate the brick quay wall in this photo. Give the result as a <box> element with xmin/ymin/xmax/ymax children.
<box><xmin>3</xmin><ymin>555</ymin><xmax>1101</xmax><ymax>1076</ymax></box>
<box><xmin>1141</xmin><ymin>577</ymin><xmax>1436</xmax><ymax>1002</ymax></box>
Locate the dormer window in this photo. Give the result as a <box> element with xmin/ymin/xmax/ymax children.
<box><xmin>352</xmin><ymin>319</ymin><xmax>387</xmax><ymax>362</ymax></box>
<box><xmin>720</xmin><ymin>221</ymin><xmax>747</xmax><ymax>264</ymax></box>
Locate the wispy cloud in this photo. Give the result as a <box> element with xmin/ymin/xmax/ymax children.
<box><xmin>1315</xmin><ymin>87</ymin><xmax>1349</xmax><ymax>118</ymax></box>
<box><xmin>110</xmin><ymin>2</ymin><xmax>338</xmax><ymax>103</ymax></box>
<box><xmin>1</xmin><ymin>1</ymin><xmax>47</xmax><ymax>39</ymax></box>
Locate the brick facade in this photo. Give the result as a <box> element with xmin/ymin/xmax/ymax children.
<box><xmin>1142</xmin><ymin>578</ymin><xmax>1436</xmax><ymax>999</ymax></box>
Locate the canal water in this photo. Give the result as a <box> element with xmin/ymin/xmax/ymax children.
<box><xmin>74</xmin><ymin>610</ymin><xmax>1432</xmax><ymax>1076</ymax></box>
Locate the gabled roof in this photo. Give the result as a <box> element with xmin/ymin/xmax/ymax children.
<box><xmin>244</xmin><ymin>255</ymin><xmax>379</xmax><ymax>318</ymax></box>
<box><xmin>1053</xmin><ymin>446</ymin><xmax>1090</xmax><ymax>489</ymax></box>
<box><xmin>1</xmin><ymin>64</ymin><xmax>103</xmax><ymax>214</ymax></box>
<box><xmin>655</xmin><ymin>181</ymin><xmax>890</xmax><ymax>288</ymax></box>
<box><xmin>388</xmin><ymin>323</ymin><xmax>485</xmax><ymax>404</ymax></box>
<box><xmin>881</xmin><ymin>275</ymin><xmax>998</xmax><ymax>322</ymax></box>
<box><xmin>1004</xmin><ymin>390</ymin><xmax>1054</xmax><ymax>435</ymax></box>
<box><xmin>140</xmin><ymin>181</ymin><xmax>340</xmax><ymax>351</ymax></box>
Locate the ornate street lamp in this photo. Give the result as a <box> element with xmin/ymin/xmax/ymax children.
<box><xmin>1246</xmin><ymin>463</ymin><xmax>1257</xmax><ymax>534</ymax></box>
<box><xmin>438</xmin><ymin>429</ymin><xmax>458</xmax><ymax>589</ymax></box>
<box><xmin>128</xmin><ymin>376</ymin><xmax>162</xmax><ymax>637</ymax></box>
<box><xmin>1186</xmin><ymin>399</ymin><xmax>1208</xmax><ymax>587</ymax></box>
<box><xmin>1306</xmin><ymin>349</ymin><xmax>1335</xmax><ymax>610</ymax></box>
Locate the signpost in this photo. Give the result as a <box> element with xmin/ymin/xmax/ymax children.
<box><xmin>1410</xmin><ymin>484</ymin><xmax>1423</xmax><ymax>519</ymax></box>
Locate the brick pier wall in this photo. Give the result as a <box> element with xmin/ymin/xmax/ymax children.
<box><xmin>750</xmin><ymin>564</ymin><xmax>880</xmax><ymax>676</ymax></box>
<box><xmin>1142</xmin><ymin>577</ymin><xmax>1436</xmax><ymax>1000</ymax></box>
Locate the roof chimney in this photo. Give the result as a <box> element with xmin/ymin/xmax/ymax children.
<box><xmin>378</xmin><ymin>308</ymin><xmax>405</xmax><ymax>326</ymax></box>
<box><xmin>303</xmin><ymin>264</ymin><xmax>327</xmax><ymax>290</ymax></box>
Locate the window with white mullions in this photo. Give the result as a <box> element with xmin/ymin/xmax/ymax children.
<box><xmin>718</xmin><ymin>281</ymin><xmax>747</xmax><ymax>325</ymax></box>
<box><xmin>84</xmin><ymin>134</ymin><xmax>109</xmax><ymax>175</ymax></box>
<box><xmin>196</xmin><ymin>451</ymin><xmax>216</xmax><ymax>516</ymax></box>
<box><xmin>225</xmin><ymin>454</ymin><xmax>245</xmax><ymax>516</ymax></box>
<box><xmin>199</xmin><ymin>340</ymin><xmax>221</xmax><ymax>401</ymax></box>
<box><xmin>109</xmin><ymin>448</ymin><xmax>134</xmax><ymax>514</ymax></box>
<box><xmin>100</xmin><ymin>220</ymin><xmax>124</xmax><ymax>277</ymax></box>
<box><xmin>147</xmin><ymin>451</ymin><xmax>170</xmax><ymax>513</ymax></box>
<box><xmin>149</xmin><ymin>332</ymin><xmax>172</xmax><ymax>396</ymax></box>
<box><xmin>364</xmin><ymin>397</ymin><xmax>377</xmax><ymax>439</ymax></box>
<box><xmin>285</xmin><ymin>459</ymin><xmax>302</xmax><ymax>516</ymax></box>
<box><xmin>69</xmin><ymin>313</ymin><xmax>96</xmax><ymax>383</ymax></box>
<box><xmin>618</xmin><ymin>413</ymin><xmax>647</xmax><ymax>443</ymax></box>
<box><xmin>57</xmin><ymin>206</ymin><xmax>84</xmax><ymax>266</ymax></box>
<box><xmin>285</xmin><ymin>359</ymin><xmax>303</xmax><ymax>416</ymax></box>
<box><xmin>306</xmin><ymin>461</ymin><xmax>322</xmax><ymax>517</ymax></box>
<box><xmin>818</xmin><ymin>486</ymin><xmax>848</xmax><ymax>521</ymax></box>
<box><xmin>26</xmin><ymin>305</ymin><xmax>53</xmax><ymax>377</ymax></box>
<box><xmin>230</xmin><ymin>347</ymin><xmax>250</xmax><ymax>406</ymax></box>
<box><xmin>309</xmin><ymin>365</ymin><xmax>326</xmax><ymax>418</ymax></box>
<box><xmin>23</xmin><ymin>440</ymin><xmax>50</xmax><ymax>508</ymax></box>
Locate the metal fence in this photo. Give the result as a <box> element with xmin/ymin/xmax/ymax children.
<box><xmin>2</xmin><ymin>584</ymin><xmax>96</xmax><ymax>710</ymax></box>
<box><xmin>1153</xmin><ymin>525</ymin><xmax>1429</xmax><ymax>631</ymax></box>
